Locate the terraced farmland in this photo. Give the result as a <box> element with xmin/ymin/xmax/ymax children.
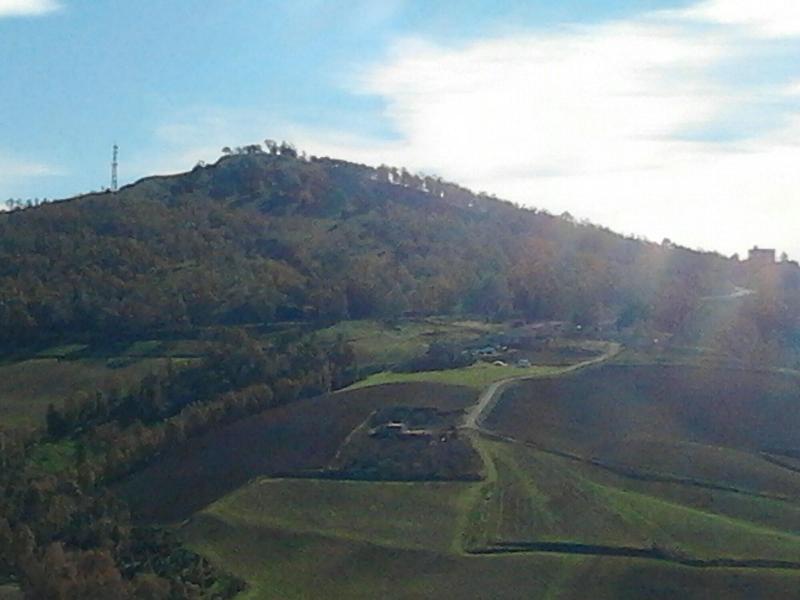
<box><xmin>116</xmin><ymin>382</ymin><xmax>477</xmax><ymax>523</ymax></box>
<box><xmin>126</xmin><ymin>357</ymin><xmax>800</xmax><ymax>597</ymax></box>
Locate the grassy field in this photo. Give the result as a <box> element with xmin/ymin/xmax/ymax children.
<box><xmin>205</xmin><ymin>478</ymin><xmax>472</xmax><ymax>553</ymax></box>
<box><xmin>113</xmin><ymin>346</ymin><xmax>800</xmax><ymax>597</ymax></box>
<box><xmin>347</xmin><ymin>362</ymin><xmax>566</xmax><ymax>391</ymax></box>
<box><xmin>472</xmin><ymin>440</ymin><xmax>800</xmax><ymax>562</ymax></box>
<box><xmin>0</xmin><ymin>356</ymin><xmax>173</xmax><ymax>429</ymax></box>
<box><xmin>181</xmin><ymin>437</ymin><xmax>800</xmax><ymax>599</ymax></box>
<box><xmin>316</xmin><ymin>318</ymin><xmax>503</xmax><ymax>369</ymax></box>
<box><xmin>561</xmin><ymin>448</ymin><xmax>800</xmax><ymax>537</ymax></box>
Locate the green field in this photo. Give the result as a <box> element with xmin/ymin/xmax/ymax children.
<box><xmin>347</xmin><ymin>339</ymin><xmax>618</xmax><ymax>391</ymax></box>
<box><xmin>472</xmin><ymin>440</ymin><xmax>800</xmax><ymax>561</ymax></box>
<box><xmin>347</xmin><ymin>361</ymin><xmax>566</xmax><ymax>390</ymax></box>
<box><xmin>316</xmin><ymin>318</ymin><xmax>503</xmax><ymax>369</ymax></box>
<box><xmin>205</xmin><ymin>478</ymin><xmax>472</xmax><ymax>553</ymax></box>
<box><xmin>181</xmin><ymin>435</ymin><xmax>800</xmax><ymax>599</ymax></box>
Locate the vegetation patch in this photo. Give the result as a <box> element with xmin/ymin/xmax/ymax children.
<box><xmin>205</xmin><ymin>478</ymin><xmax>472</xmax><ymax>552</ymax></box>
<box><xmin>315</xmin><ymin>318</ymin><xmax>504</xmax><ymax>370</ymax></box>
<box><xmin>26</xmin><ymin>440</ymin><xmax>79</xmax><ymax>474</ymax></box>
<box><xmin>116</xmin><ymin>382</ymin><xmax>476</xmax><ymax>523</ymax></box>
<box><xmin>0</xmin><ymin>357</ymin><xmax>171</xmax><ymax>429</ymax></box>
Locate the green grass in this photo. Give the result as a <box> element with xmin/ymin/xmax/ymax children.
<box><xmin>183</xmin><ymin>500</ymin><xmax>800</xmax><ymax>600</ymax></box>
<box><xmin>27</xmin><ymin>440</ymin><xmax>79</xmax><ymax>474</ymax></box>
<box><xmin>479</xmin><ymin>440</ymin><xmax>800</xmax><ymax>562</ymax></box>
<box><xmin>206</xmin><ymin>478</ymin><xmax>474</xmax><ymax>552</ymax></box>
<box><xmin>346</xmin><ymin>361</ymin><xmax>565</xmax><ymax>391</ymax></box>
<box><xmin>182</xmin><ymin>513</ymin><xmax>594</xmax><ymax>600</ymax></box>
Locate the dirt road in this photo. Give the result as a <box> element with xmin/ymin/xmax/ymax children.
<box><xmin>461</xmin><ymin>341</ymin><xmax>621</xmax><ymax>430</ymax></box>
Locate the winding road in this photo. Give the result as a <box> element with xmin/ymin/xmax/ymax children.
<box><xmin>701</xmin><ymin>285</ymin><xmax>755</xmax><ymax>302</ymax></box>
<box><xmin>461</xmin><ymin>341</ymin><xmax>622</xmax><ymax>431</ymax></box>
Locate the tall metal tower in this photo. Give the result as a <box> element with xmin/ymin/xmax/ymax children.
<box><xmin>111</xmin><ymin>144</ymin><xmax>119</xmax><ymax>192</ymax></box>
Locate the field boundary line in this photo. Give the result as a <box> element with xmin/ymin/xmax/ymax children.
<box><xmin>466</xmin><ymin>540</ymin><xmax>800</xmax><ymax>570</ymax></box>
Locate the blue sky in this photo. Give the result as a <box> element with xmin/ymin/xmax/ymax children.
<box><xmin>2</xmin><ymin>0</ymin><xmax>800</xmax><ymax>257</ymax></box>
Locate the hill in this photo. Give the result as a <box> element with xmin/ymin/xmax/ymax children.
<box><xmin>0</xmin><ymin>145</ymin><xmax>754</xmax><ymax>351</ymax></box>
<box><xmin>4</xmin><ymin>144</ymin><xmax>800</xmax><ymax>598</ymax></box>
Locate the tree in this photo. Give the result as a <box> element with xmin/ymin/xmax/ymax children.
<box><xmin>46</xmin><ymin>404</ymin><xmax>69</xmax><ymax>438</ymax></box>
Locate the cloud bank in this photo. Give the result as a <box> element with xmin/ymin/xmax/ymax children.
<box><xmin>0</xmin><ymin>0</ymin><xmax>60</xmax><ymax>18</ymax></box>
<box><xmin>681</xmin><ymin>0</ymin><xmax>800</xmax><ymax>38</ymax></box>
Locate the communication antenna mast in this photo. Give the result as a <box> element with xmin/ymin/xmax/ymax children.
<box><xmin>111</xmin><ymin>144</ymin><xmax>119</xmax><ymax>192</ymax></box>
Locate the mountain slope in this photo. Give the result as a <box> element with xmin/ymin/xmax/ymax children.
<box><xmin>0</xmin><ymin>148</ymin><xmax>739</xmax><ymax>348</ymax></box>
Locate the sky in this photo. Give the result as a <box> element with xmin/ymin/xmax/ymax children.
<box><xmin>2</xmin><ymin>0</ymin><xmax>800</xmax><ymax>258</ymax></box>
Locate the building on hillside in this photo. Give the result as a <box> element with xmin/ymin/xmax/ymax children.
<box><xmin>747</xmin><ymin>247</ymin><xmax>776</xmax><ymax>266</ymax></box>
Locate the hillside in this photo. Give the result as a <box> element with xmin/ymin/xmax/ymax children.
<box><xmin>0</xmin><ymin>146</ymin><xmax>753</xmax><ymax>350</ymax></box>
<box><xmin>4</xmin><ymin>146</ymin><xmax>800</xmax><ymax>598</ymax></box>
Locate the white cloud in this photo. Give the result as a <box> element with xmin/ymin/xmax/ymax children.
<box><xmin>300</xmin><ymin>3</ymin><xmax>800</xmax><ymax>258</ymax></box>
<box><xmin>681</xmin><ymin>0</ymin><xmax>800</xmax><ymax>38</ymax></box>
<box><xmin>0</xmin><ymin>0</ymin><xmax>61</xmax><ymax>17</ymax></box>
<box><xmin>142</xmin><ymin>0</ymin><xmax>800</xmax><ymax>258</ymax></box>
<box><xmin>785</xmin><ymin>81</ymin><xmax>800</xmax><ymax>96</ymax></box>
<box><xmin>356</xmin><ymin>24</ymin><xmax>727</xmax><ymax>181</ymax></box>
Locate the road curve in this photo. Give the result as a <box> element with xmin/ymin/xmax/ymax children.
<box><xmin>461</xmin><ymin>342</ymin><xmax>622</xmax><ymax>431</ymax></box>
